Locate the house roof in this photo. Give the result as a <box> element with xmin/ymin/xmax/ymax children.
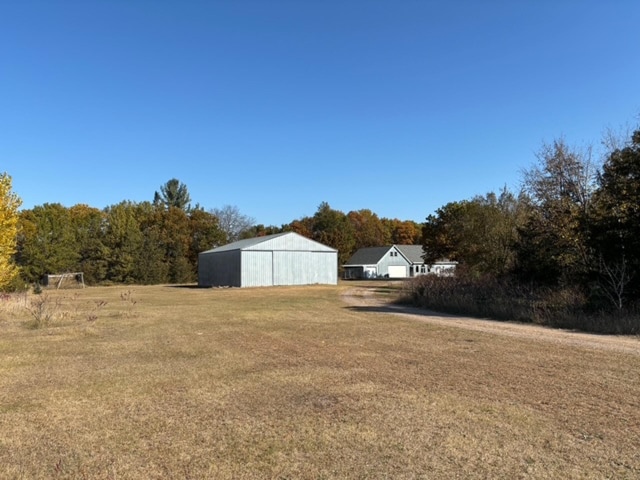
<box><xmin>200</xmin><ymin>231</ymin><xmax>337</xmax><ymax>254</ymax></box>
<box><xmin>343</xmin><ymin>246</ymin><xmax>392</xmax><ymax>266</ymax></box>
<box><xmin>344</xmin><ymin>245</ymin><xmax>458</xmax><ymax>267</ymax></box>
<box><xmin>343</xmin><ymin>244</ymin><xmax>447</xmax><ymax>267</ymax></box>
<box><xmin>395</xmin><ymin>245</ymin><xmax>425</xmax><ymax>264</ymax></box>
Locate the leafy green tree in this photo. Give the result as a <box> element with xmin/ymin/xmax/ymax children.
<box><xmin>0</xmin><ymin>173</ymin><xmax>22</xmax><ymax>290</ymax></box>
<box><xmin>154</xmin><ymin>178</ymin><xmax>192</xmax><ymax>211</ymax></box>
<box><xmin>423</xmin><ymin>189</ymin><xmax>526</xmax><ymax>277</ymax></box>
<box><xmin>17</xmin><ymin>204</ymin><xmax>80</xmax><ymax>282</ymax></box>
<box><xmin>590</xmin><ymin>129</ymin><xmax>640</xmax><ymax>306</ymax></box>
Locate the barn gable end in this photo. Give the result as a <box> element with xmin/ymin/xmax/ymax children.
<box><xmin>198</xmin><ymin>232</ymin><xmax>337</xmax><ymax>288</ymax></box>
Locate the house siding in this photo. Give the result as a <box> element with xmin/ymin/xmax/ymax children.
<box><xmin>377</xmin><ymin>247</ymin><xmax>411</xmax><ymax>277</ymax></box>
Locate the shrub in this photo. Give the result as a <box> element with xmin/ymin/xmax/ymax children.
<box><xmin>403</xmin><ymin>274</ymin><xmax>639</xmax><ymax>335</ymax></box>
<box><xmin>25</xmin><ymin>293</ymin><xmax>60</xmax><ymax>329</ymax></box>
<box><xmin>2</xmin><ymin>274</ymin><xmax>29</xmax><ymax>293</ymax></box>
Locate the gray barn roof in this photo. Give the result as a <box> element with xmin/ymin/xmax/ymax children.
<box><xmin>201</xmin><ymin>232</ymin><xmax>337</xmax><ymax>254</ymax></box>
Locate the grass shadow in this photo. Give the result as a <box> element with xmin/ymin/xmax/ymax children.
<box><xmin>344</xmin><ymin>303</ymin><xmax>464</xmax><ymax>319</ymax></box>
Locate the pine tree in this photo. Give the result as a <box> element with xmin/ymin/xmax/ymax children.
<box><xmin>153</xmin><ymin>178</ymin><xmax>192</xmax><ymax>211</ymax></box>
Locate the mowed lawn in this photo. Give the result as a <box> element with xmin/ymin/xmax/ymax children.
<box><xmin>1</xmin><ymin>283</ymin><xmax>639</xmax><ymax>479</ymax></box>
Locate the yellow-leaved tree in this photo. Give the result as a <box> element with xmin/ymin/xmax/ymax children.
<box><xmin>0</xmin><ymin>173</ymin><xmax>22</xmax><ymax>290</ymax></box>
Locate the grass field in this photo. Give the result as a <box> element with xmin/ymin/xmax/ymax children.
<box><xmin>1</xmin><ymin>283</ymin><xmax>639</xmax><ymax>479</ymax></box>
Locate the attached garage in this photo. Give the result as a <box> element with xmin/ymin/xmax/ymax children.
<box><xmin>198</xmin><ymin>232</ymin><xmax>338</xmax><ymax>288</ymax></box>
<box><xmin>387</xmin><ymin>265</ymin><xmax>407</xmax><ymax>278</ymax></box>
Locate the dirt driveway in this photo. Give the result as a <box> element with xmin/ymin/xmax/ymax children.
<box><xmin>342</xmin><ymin>286</ymin><xmax>640</xmax><ymax>356</ymax></box>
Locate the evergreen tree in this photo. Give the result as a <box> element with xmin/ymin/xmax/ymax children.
<box><xmin>69</xmin><ymin>204</ymin><xmax>109</xmax><ymax>284</ymax></box>
<box><xmin>154</xmin><ymin>178</ymin><xmax>192</xmax><ymax>211</ymax></box>
<box><xmin>17</xmin><ymin>204</ymin><xmax>80</xmax><ymax>282</ymax></box>
<box><xmin>103</xmin><ymin>202</ymin><xmax>143</xmax><ymax>283</ymax></box>
<box><xmin>133</xmin><ymin>202</ymin><xmax>170</xmax><ymax>284</ymax></box>
<box><xmin>159</xmin><ymin>206</ymin><xmax>194</xmax><ymax>283</ymax></box>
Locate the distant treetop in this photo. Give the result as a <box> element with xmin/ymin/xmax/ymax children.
<box><xmin>153</xmin><ymin>178</ymin><xmax>191</xmax><ymax>211</ymax></box>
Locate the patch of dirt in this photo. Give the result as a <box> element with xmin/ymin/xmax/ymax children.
<box><xmin>342</xmin><ymin>287</ymin><xmax>640</xmax><ymax>356</ymax></box>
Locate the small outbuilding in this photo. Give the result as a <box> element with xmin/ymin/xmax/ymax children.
<box><xmin>343</xmin><ymin>245</ymin><xmax>457</xmax><ymax>279</ymax></box>
<box><xmin>198</xmin><ymin>232</ymin><xmax>338</xmax><ymax>288</ymax></box>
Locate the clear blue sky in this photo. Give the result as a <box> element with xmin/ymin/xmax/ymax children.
<box><xmin>2</xmin><ymin>1</ymin><xmax>639</xmax><ymax>226</ymax></box>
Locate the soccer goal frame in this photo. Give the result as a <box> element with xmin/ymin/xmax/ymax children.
<box><xmin>43</xmin><ymin>272</ymin><xmax>86</xmax><ymax>289</ymax></box>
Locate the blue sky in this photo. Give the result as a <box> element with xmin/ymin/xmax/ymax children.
<box><xmin>2</xmin><ymin>1</ymin><xmax>639</xmax><ymax>226</ymax></box>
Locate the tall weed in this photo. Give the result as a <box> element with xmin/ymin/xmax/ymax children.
<box><xmin>403</xmin><ymin>275</ymin><xmax>639</xmax><ymax>334</ymax></box>
<box><xmin>25</xmin><ymin>294</ymin><xmax>61</xmax><ymax>329</ymax></box>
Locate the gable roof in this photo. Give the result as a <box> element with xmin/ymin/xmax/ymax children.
<box><xmin>200</xmin><ymin>232</ymin><xmax>337</xmax><ymax>254</ymax></box>
<box><xmin>395</xmin><ymin>245</ymin><xmax>425</xmax><ymax>264</ymax></box>
<box><xmin>344</xmin><ymin>245</ymin><xmax>431</xmax><ymax>266</ymax></box>
<box><xmin>343</xmin><ymin>246</ymin><xmax>392</xmax><ymax>266</ymax></box>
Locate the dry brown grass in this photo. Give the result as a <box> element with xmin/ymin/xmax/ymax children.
<box><xmin>1</xmin><ymin>282</ymin><xmax>639</xmax><ymax>479</ymax></box>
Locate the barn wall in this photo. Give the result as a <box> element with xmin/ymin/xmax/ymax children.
<box><xmin>273</xmin><ymin>251</ymin><xmax>337</xmax><ymax>286</ymax></box>
<box><xmin>199</xmin><ymin>232</ymin><xmax>338</xmax><ymax>288</ymax></box>
<box><xmin>198</xmin><ymin>250</ymin><xmax>241</xmax><ymax>287</ymax></box>
<box><xmin>241</xmin><ymin>251</ymin><xmax>274</xmax><ymax>287</ymax></box>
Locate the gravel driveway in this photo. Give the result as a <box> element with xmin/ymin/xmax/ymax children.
<box><xmin>342</xmin><ymin>286</ymin><xmax>640</xmax><ymax>356</ymax></box>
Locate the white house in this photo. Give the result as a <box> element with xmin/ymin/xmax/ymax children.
<box><xmin>342</xmin><ymin>245</ymin><xmax>456</xmax><ymax>279</ymax></box>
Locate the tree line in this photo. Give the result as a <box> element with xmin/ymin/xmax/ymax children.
<box><xmin>1</xmin><ymin>178</ymin><xmax>421</xmax><ymax>288</ymax></box>
<box><xmin>417</xmin><ymin>127</ymin><xmax>640</xmax><ymax>331</ymax></box>
<box><xmin>2</xmin><ymin>123</ymin><xmax>638</xmax><ymax>332</ymax></box>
